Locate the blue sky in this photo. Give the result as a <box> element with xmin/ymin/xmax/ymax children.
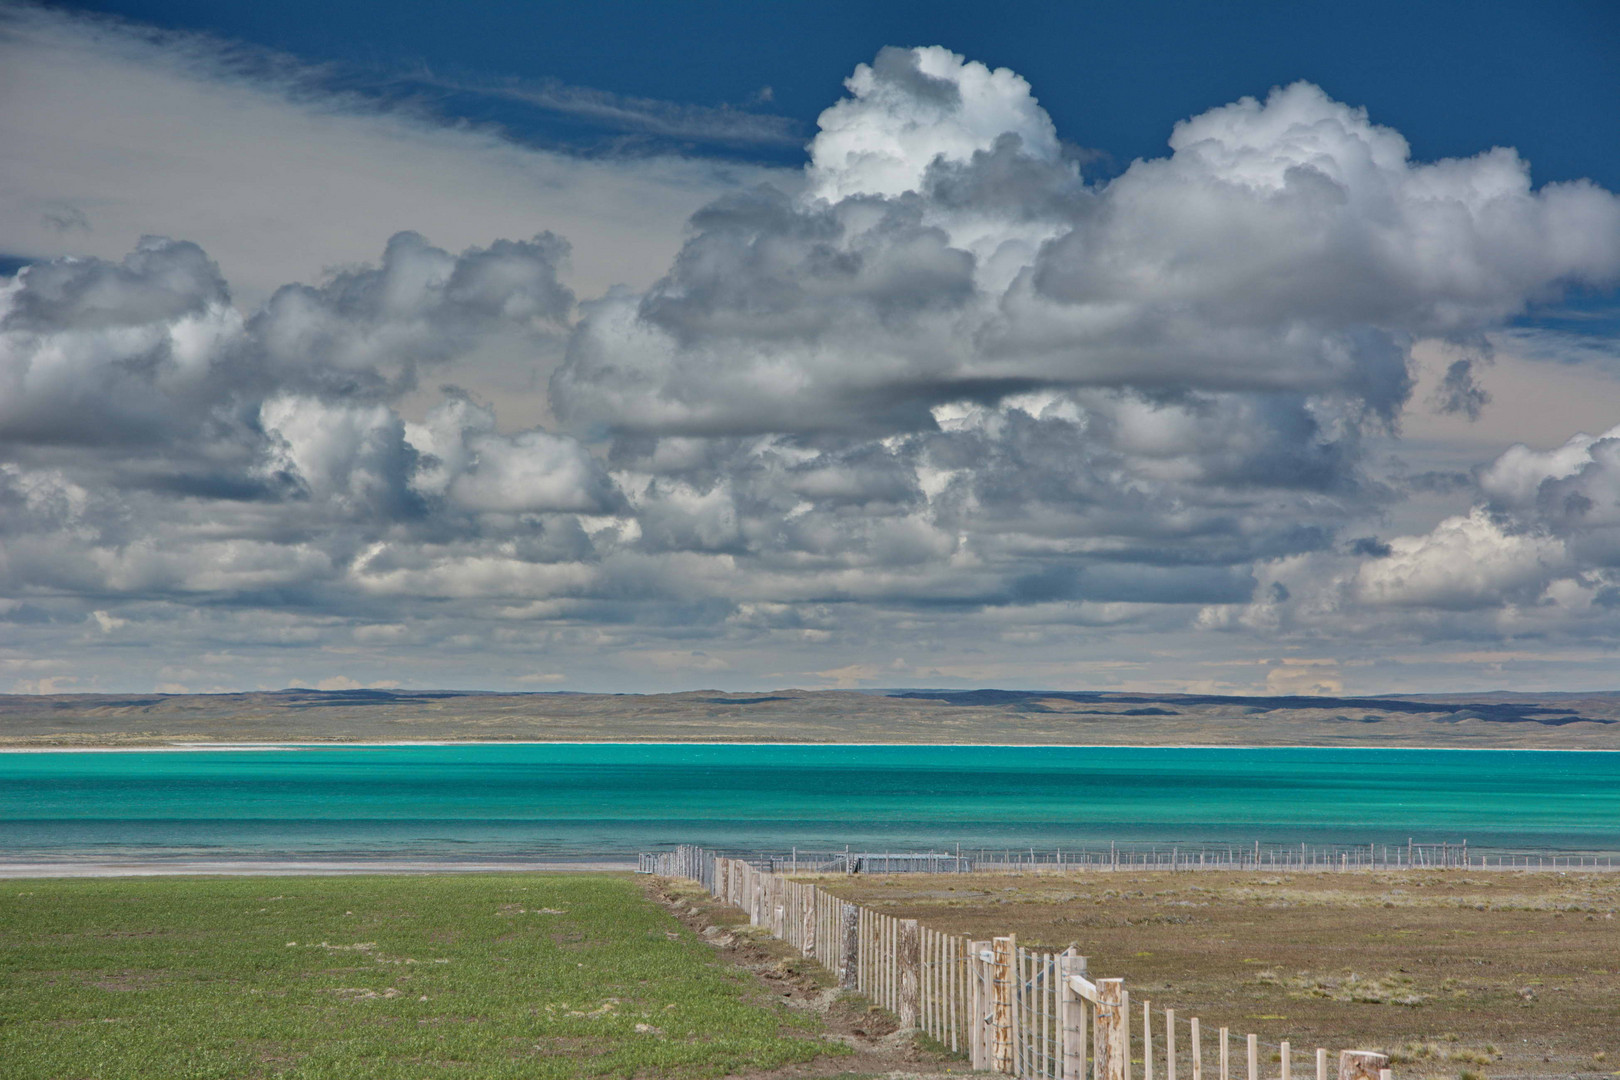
<box><xmin>55</xmin><ymin>0</ymin><xmax>1620</xmax><ymax>186</ymax></box>
<box><xmin>2</xmin><ymin>1</ymin><xmax>1620</xmax><ymax>696</ymax></box>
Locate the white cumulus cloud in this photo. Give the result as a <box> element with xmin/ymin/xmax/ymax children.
<box><xmin>4</xmin><ymin>41</ymin><xmax>1620</xmax><ymax>692</ymax></box>
<box><xmin>1354</xmin><ymin>508</ymin><xmax>1566</xmax><ymax>609</ymax></box>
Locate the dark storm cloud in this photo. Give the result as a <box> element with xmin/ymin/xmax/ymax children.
<box><xmin>1431</xmin><ymin>357</ymin><xmax>1492</xmax><ymax>420</ymax></box>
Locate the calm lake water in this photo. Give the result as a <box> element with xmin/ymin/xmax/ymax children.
<box><xmin>2</xmin><ymin>744</ymin><xmax>1617</xmax><ymax>862</ymax></box>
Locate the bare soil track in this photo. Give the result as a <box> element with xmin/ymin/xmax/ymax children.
<box><xmin>647</xmin><ymin>875</ymin><xmax>970</xmax><ymax>1079</ymax></box>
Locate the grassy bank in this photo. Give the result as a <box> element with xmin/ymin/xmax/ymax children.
<box><xmin>0</xmin><ymin>873</ymin><xmax>840</xmax><ymax>1079</ymax></box>
<box><xmin>817</xmin><ymin>869</ymin><xmax>1620</xmax><ymax>1078</ymax></box>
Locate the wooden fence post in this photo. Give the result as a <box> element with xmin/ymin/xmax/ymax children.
<box><xmin>1094</xmin><ymin>977</ymin><xmax>1128</xmax><ymax>1080</ymax></box>
<box><xmin>1039</xmin><ymin>951</ymin><xmax>1051</xmax><ymax>1078</ymax></box>
<box><xmin>1124</xmin><ymin>990</ymin><xmax>1132</xmax><ymax>1080</ymax></box>
<box><xmin>982</xmin><ymin>940</ymin><xmax>995</xmax><ymax>1072</ymax></box>
<box><xmin>839</xmin><ymin>901</ymin><xmax>859</xmax><ymax>990</ymax></box>
<box><xmin>948</xmin><ymin>935</ymin><xmax>960</xmax><ymax>1054</ymax></box>
<box><xmin>967</xmin><ymin>941</ymin><xmax>983</xmax><ymax>1069</ymax></box>
<box><xmin>889</xmin><ymin>917</ymin><xmax>899</xmax><ymax>1013</ymax></box>
<box><xmin>927</xmin><ymin>931</ymin><xmax>937</xmax><ymax>1041</ymax></box>
<box><xmin>1059</xmin><ymin>950</ymin><xmax>1086</xmax><ymax>1080</ymax></box>
<box><xmin>899</xmin><ymin>919</ymin><xmax>920</xmax><ymax>1029</ymax></box>
<box><xmin>802</xmin><ymin>887</ymin><xmax>816</xmax><ymax>957</ymax></box>
<box><xmin>1338</xmin><ymin>1051</ymin><xmax>1390</xmax><ymax>1080</ymax></box>
<box><xmin>857</xmin><ymin>908</ymin><xmax>868</xmax><ymax>996</ymax></box>
<box><xmin>1144</xmin><ymin>998</ymin><xmax>1153</xmax><ymax>1080</ymax></box>
<box><xmin>1166</xmin><ymin>1008</ymin><xmax>1177</xmax><ymax>1080</ymax></box>
<box><xmin>1009</xmin><ymin>944</ymin><xmax>1023</xmax><ymax>1077</ymax></box>
<box><xmin>992</xmin><ymin>935</ymin><xmax>1015</xmax><ymax>1073</ymax></box>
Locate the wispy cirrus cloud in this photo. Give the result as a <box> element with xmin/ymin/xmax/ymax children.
<box><xmin>0</xmin><ymin>2</ymin><xmax>784</xmax><ymax>307</ymax></box>
<box><xmin>404</xmin><ymin>70</ymin><xmax>804</xmax><ymax>149</ymax></box>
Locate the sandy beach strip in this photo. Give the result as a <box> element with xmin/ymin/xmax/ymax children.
<box><xmin>6</xmin><ymin>740</ymin><xmax>1620</xmax><ymax>752</ymax></box>
<box><xmin>0</xmin><ymin>858</ymin><xmax>639</xmax><ymax>878</ymax></box>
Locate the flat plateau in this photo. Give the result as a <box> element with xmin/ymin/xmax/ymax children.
<box><xmin>6</xmin><ymin>686</ymin><xmax>1620</xmax><ymax>749</ymax></box>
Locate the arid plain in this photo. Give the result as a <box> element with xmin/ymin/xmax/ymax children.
<box><xmin>812</xmin><ymin>868</ymin><xmax>1620</xmax><ymax>1079</ymax></box>
<box><xmin>5</xmin><ymin>687</ymin><xmax>1620</xmax><ymax>748</ymax></box>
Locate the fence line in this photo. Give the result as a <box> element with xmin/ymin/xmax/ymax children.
<box><xmin>646</xmin><ymin>844</ymin><xmax>1399</xmax><ymax>1080</ymax></box>
<box><xmin>639</xmin><ymin>839</ymin><xmax>1620</xmax><ymax>876</ymax></box>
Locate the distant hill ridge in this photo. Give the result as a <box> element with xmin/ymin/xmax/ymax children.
<box><xmin>890</xmin><ymin>689</ymin><xmax>1610</xmax><ymax>725</ymax></box>
<box><xmin>4</xmin><ymin>686</ymin><xmax>1619</xmax><ymax>747</ymax></box>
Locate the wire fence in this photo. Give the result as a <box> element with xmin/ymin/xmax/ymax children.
<box><xmin>640</xmin><ymin>838</ymin><xmax>1620</xmax><ymax>876</ymax></box>
<box><xmin>644</xmin><ymin>844</ymin><xmax>1403</xmax><ymax>1080</ymax></box>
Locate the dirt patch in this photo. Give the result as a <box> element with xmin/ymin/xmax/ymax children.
<box><xmin>329</xmin><ymin>986</ymin><xmax>404</xmax><ymax>1001</ymax></box>
<box><xmin>645</xmin><ymin>876</ymin><xmax>970</xmax><ymax>1079</ymax></box>
<box><xmin>86</xmin><ymin>969</ymin><xmax>167</xmax><ymax>992</ymax></box>
<box><xmin>547</xmin><ymin>928</ymin><xmax>591</xmax><ymax>950</ymax></box>
<box><xmin>526</xmin><ymin>1035</ymin><xmax>615</xmax><ymax>1056</ymax></box>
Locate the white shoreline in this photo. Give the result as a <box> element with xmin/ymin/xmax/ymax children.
<box><xmin>0</xmin><ymin>858</ymin><xmax>638</xmax><ymax>878</ymax></box>
<box><xmin>2</xmin><ymin>740</ymin><xmax>1618</xmax><ymax>752</ymax></box>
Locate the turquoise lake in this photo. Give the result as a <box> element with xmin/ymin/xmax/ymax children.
<box><xmin>2</xmin><ymin>744</ymin><xmax>1617</xmax><ymax>862</ymax></box>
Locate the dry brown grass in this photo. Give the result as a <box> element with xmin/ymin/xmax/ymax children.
<box><xmin>812</xmin><ymin>868</ymin><xmax>1620</xmax><ymax>1078</ymax></box>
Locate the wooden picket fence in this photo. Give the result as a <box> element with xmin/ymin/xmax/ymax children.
<box><xmin>648</xmin><ymin>845</ymin><xmax>1397</xmax><ymax>1080</ymax></box>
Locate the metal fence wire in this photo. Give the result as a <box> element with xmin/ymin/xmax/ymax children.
<box><xmin>643</xmin><ymin>844</ymin><xmax>1401</xmax><ymax>1080</ymax></box>
<box><xmin>640</xmin><ymin>839</ymin><xmax>1618</xmax><ymax>876</ymax></box>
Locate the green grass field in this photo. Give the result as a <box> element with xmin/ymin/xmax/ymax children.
<box><xmin>0</xmin><ymin>873</ymin><xmax>842</xmax><ymax>1079</ymax></box>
